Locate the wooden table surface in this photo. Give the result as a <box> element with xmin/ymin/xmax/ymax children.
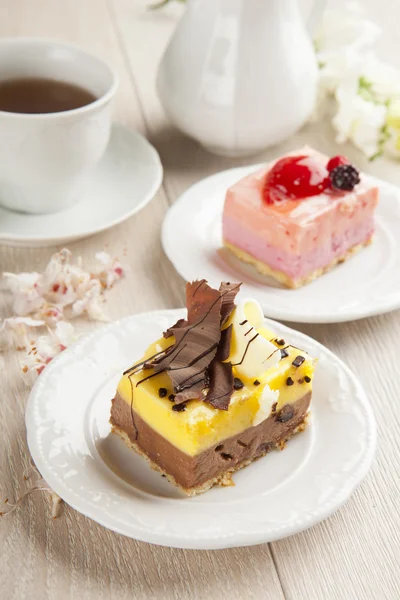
<box><xmin>1</xmin><ymin>1</ymin><xmax>399</xmax><ymax>598</ymax></box>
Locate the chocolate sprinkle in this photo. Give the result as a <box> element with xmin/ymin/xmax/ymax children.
<box><xmin>276</xmin><ymin>338</ymin><xmax>286</xmax><ymax>346</ymax></box>
<box><xmin>298</xmin><ymin>378</ymin><xmax>304</xmax><ymax>384</ymax></box>
<box><xmin>271</xmin><ymin>401</ymin><xmax>278</xmax><ymax>413</ymax></box>
<box><xmin>233</xmin><ymin>377</ymin><xmax>244</xmax><ymax>390</ymax></box>
<box><xmin>172</xmin><ymin>403</ymin><xmax>186</xmax><ymax>412</ymax></box>
<box><xmin>286</xmin><ymin>377</ymin><xmax>294</xmax><ymax>386</ymax></box>
<box><xmin>280</xmin><ymin>348</ymin><xmax>289</xmax><ymax>359</ymax></box>
<box><xmin>292</xmin><ymin>355</ymin><xmax>305</xmax><ymax>368</ymax></box>
<box><xmin>158</xmin><ymin>387</ymin><xmax>168</xmax><ymax>398</ymax></box>
<box><xmin>276</xmin><ymin>404</ymin><xmax>295</xmax><ymax>423</ymax></box>
<box><xmin>239</xmin><ymin>320</ymin><xmax>248</xmax><ymax>326</ymax></box>
<box><xmin>220</xmin><ymin>452</ymin><xmax>232</xmax><ymax>461</ymax></box>
<box><xmin>168</xmin><ymin>394</ymin><xmax>175</xmax><ymax>402</ymax></box>
<box><xmin>253</xmin><ymin>380</ymin><xmax>260</xmax><ymax>386</ymax></box>
<box><xmin>304</xmin><ymin>375</ymin><xmax>311</xmax><ymax>383</ymax></box>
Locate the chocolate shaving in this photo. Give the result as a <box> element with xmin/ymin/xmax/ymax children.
<box><xmin>219</xmin><ymin>282</ymin><xmax>241</xmax><ymax>326</ymax></box>
<box><xmin>137</xmin><ymin>279</ymin><xmax>241</xmax><ymax>410</ymax></box>
<box><xmin>216</xmin><ymin>325</ymin><xmax>232</xmax><ymax>362</ymax></box>
<box><xmin>174</xmin><ymin>381</ymin><xmax>206</xmax><ymax>404</ymax></box>
<box><xmin>205</xmin><ymin>361</ymin><xmax>233</xmax><ymax>410</ymax></box>
<box><xmin>205</xmin><ymin>326</ymin><xmax>233</xmax><ymax>410</ymax></box>
<box><xmin>123</xmin><ymin>348</ymin><xmax>167</xmax><ymax>376</ymax></box>
<box><xmin>163</xmin><ymin>318</ymin><xmax>187</xmax><ymax>339</ymax></box>
<box><xmin>144</xmin><ymin>280</ymin><xmax>222</xmax><ymax>403</ymax></box>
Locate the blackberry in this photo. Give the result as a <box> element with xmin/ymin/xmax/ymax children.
<box><xmin>330</xmin><ymin>164</ymin><xmax>360</xmax><ymax>191</ymax></box>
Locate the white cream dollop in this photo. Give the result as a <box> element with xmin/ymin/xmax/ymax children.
<box><xmin>253</xmin><ymin>384</ymin><xmax>280</xmax><ymax>427</ymax></box>
<box><xmin>226</xmin><ymin>299</ymin><xmax>280</xmax><ymax>379</ymax></box>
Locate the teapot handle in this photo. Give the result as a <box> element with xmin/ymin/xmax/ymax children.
<box><xmin>307</xmin><ymin>0</ymin><xmax>327</xmax><ymax>35</ymax></box>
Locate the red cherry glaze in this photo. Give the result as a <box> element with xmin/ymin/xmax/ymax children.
<box><xmin>326</xmin><ymin>155</ymin><xmax>349</xmax><ymax>172</ymax></box>
<box><xmin>263</xmin><ymin>155</ymin><xmax>330</xmax><ymax>204</ymax></box>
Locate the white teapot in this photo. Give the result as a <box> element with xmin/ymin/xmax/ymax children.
<box><xmin>157</xmin><ymin>0</ymin><xmax>326</xmax><ymax>157</ymax></box>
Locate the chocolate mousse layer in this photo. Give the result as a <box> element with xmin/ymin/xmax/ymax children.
<box><xmin>110</xmin><ymin>392</ymin><xmax>311</xmax><ymax>491</ymax></box>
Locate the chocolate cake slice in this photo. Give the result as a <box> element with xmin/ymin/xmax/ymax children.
<box><xmin>110</xmin><ymin>280</ymin><xmax>315</xmax><ymax>496</ymax></box>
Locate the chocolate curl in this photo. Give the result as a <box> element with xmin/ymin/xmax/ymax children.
<box><xmin>219</xmin><ymin>282</ymin><xmax>241</xmax><ymax>326</ymax></box>
<box><xmin>146</xmin><ymin>280</ymin><xmax>222</xmax><ymax>399</ymax></box>
<box><xmin>205</xmin><ymin>326</ymin><xmax>234</xmax><ymax>410</ymax></box>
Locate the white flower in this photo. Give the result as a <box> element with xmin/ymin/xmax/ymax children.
<box><xmin>315</xmin><ymin>3</ymin><xmax>380</xmax><ymax>57</ymax></box>
<box><xmin>385</xmin><ymin>99</ymin><xmax>400</xmax><ymax>158</ymax></box>
<box><xmin>94</xmin><ymin>251</ymin><xmax>125</xmax><ymax>290</ymax></box>
<box><xmin>72</xmin><ymin>278</ymin><xmax>108</xmax><ymax>321</ymax></box>
<box><xmin>2</xmin><ymin>248</ymin><xmax>125</xmax><ymax>332</ymax></box>
<box><xmin>22</xmin><ymin>321</ymin><xmax>76</xmax><ymax>379</ymax></box>
<box><xmin>3</xmin><ymin>271</ymin><xmax>45</xmax><ymax>316</ymax></box>
<box><xmin>51</xmin><ymin>321</ymin><xmax>75</xmax><ymax>349</ymax></box>
<box><xmin>1</xmin><ymin>248</ymin><xmax>124</xmax><ymax>518</ymax></box>
<box><xmin>34</xmin><ymin>304</ymin><xmax>64</xmax><ymax>327</ymax></box>
<box><xmin>333</xmin><ymin>83</ymin><xmax>387</xmax><ymax>157</ymax></box>
<box><xmin>313</xmin><ymin>1</ymin><xmax>400</xmax><ymax>160</ymax></box>
<box><xmin>0</xmin><ymin>317</ymin><xmax>45</xmax><ymax>349</ymax></box>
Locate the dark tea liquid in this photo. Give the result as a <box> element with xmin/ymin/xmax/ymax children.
<box><xmin>0</xmin><ymin>77</ymin><xmax>97</xmax><ymax>114</ymax></box>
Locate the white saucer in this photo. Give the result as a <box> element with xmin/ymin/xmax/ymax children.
<box><xmin>162</xmin><ymin>166</ymin><xmax>400</xmax><ymax>323</ymax></box>
<box><xmin>0</xmin><ymin>125</ymin><xmax>162</xmax><ymax>247</ymax></box>
<box><xmin>26</xmin><ymin>309</ymin><xmax>375</xmax><ymax>550</ymax></box>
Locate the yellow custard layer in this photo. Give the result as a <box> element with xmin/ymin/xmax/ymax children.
<box><xmin>117</xmin><ymin>326</ymin><xmax>315</xmax><ymax>456</ymax></box>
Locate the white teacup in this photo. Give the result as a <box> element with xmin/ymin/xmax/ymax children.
<box><xmin>0</xmin><ymin>38</ymin><xmax>118</xmax><ymax>214</ymax></box>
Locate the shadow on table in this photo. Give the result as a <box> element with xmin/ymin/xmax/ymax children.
<box><xmin>22</xmin><ymin>505</ymin><xmax>281</xmax><ymax>598</ymax></box>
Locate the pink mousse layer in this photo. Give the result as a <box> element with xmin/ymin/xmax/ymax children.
<box><xmin>224</xmin><ymin>214</ymin><xmax>374</xmax><ymax>279</ymax></box>
<box><xmin>222</xmin><ymin>148</ymin><xmax>379</xmax><ymax>281</ymax></box>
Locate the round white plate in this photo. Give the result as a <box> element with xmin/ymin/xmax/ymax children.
<box><xmin>162</xmin><ymin>166</ymin><xmax>400</xmax><ymax>323</ymax></box>
<box><xmin>0</xmin><ymin>125</ymin><xmax>162</xmax><ymax>247</ymax></box>
<box><xmin>26</xmin><ymin>309</ymin><xmax>375</xmax><ymax>550</ymax></box>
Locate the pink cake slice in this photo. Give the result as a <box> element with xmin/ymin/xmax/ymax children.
<box><xmin>222</xmin><ymin>148</ymin><xmax>379</xmax><ymax>288</ymax></box>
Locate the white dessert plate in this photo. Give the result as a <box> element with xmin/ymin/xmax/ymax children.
<box><xmin>162</xmin><ymin>166</ymin><xmax>400</xmax><ymax>323</ymax></box>
<box><xmin>0</xmin><ymin>125</ymin><xmax>162</xmax><ymax>247</ymax></box>
<box><xmin>26</xmin><ymin>309</ymin><xmax>375</xmax><ymax>550</ymax></box>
